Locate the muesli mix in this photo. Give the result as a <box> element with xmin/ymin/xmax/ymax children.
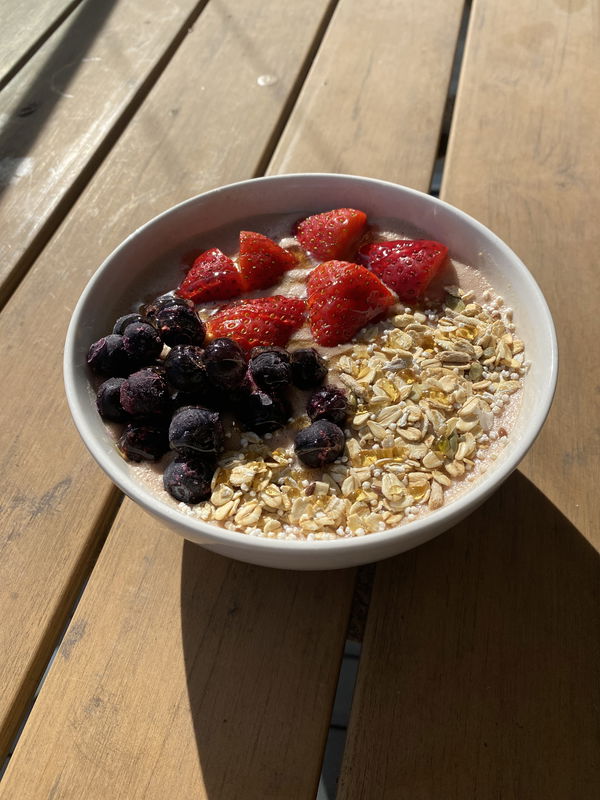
<box><xmin>86</xmin><ymin>208</ymin><xmax>528</xmax><ymax>539</ymax></box>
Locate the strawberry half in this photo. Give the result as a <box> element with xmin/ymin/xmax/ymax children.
<box><xmin>296</xmin><ymin>208</ymin><xmax>367</xmax><ymax>261</ymax></box>
<box><xmin>238</xmin><ymin>231</ymin><xmax>296</xmax><ymax>290</ymax></box>
<box><xmin>177</xmin><ymin>248</ymin><xmax>244</xmax><ymax>303</ymax></box>
<box><xmin>357</xmin><ymin>239</ymin><xmax>448</xmax><ymax>302</ymax></box>
<box><xmin>206</xmin><ymin>295</ymin><xmax>306</xmax><ymax>352</ymax></box>
<box><xmin>306</xmin><ymin>261</ymin><xmax>396</xmax><ymax>347</ymax></box>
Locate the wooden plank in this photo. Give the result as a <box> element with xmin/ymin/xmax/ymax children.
<box><xmin>339</xmin><ymin>0</ymin><xmax>600</xmax><ymax>796</ymax></box>
<box><xmin>268</xmin><ymin>0</ymin><xmax>465</xmax><ymax>186</ymax></box>
<box><xmin>0</xmin><ymin>0</ymin><xmax>207</xmax><ymax>307</ymax></box>
<box><xmin>442</xmin><ymin>0</ymin><xmax>599</xmax><ymax>541</ymax></box>
<box><xmin>0</xmin><ymin>0</ymin><xmax>337</xmax><ymax>764</ymax></box>
<box><xmin>1</xmin><ymin>508</ymin><xmax>354</xmax><ymax>800</ymax></box>
<box><xmin>340</xmin><ymin>478</ymin><xmax>600</xmax><ymax>799</ymax></box>
<box><xmin>0</xmin><ymin>0</ymin><xmax>81</xmax><ymax>88</ymax></box>
<box><xmin>0</xmin><ymin>0</ymin><xmax>466</xmax><ymax>796</ymax></box>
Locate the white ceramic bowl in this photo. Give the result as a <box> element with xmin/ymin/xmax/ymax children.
<box><xmin>64</xmin><ymin>173</ymin><xmax>557</xmax><ymax>570</ymax></box>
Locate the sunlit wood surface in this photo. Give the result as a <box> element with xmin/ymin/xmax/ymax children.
<box><xmin>0</xmin><ymin>0</ymin><xmax>597</xmax><ymax>797</ymax></box>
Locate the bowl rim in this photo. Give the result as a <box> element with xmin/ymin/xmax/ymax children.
<box><xmin>64</xmin><ymin>172</ymin><xmax>558</xmax><ymax>555</ymax></box>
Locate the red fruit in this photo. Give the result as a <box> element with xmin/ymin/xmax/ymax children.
<box><xmin>306</xmin><ymin>261</ymin><xmax>396</xmax><ymax>346</ymax></box>
<box><xmin>296</xmin><ymin>208</ymin><xmax>367</xmax><ymax>261</ymax></box>
<box><xmin>238</xmin><ymin>231</ymin><xmax>296</xmax><ymax>290</ymax></box>
<box><xmin>206</xmin><ymin>295</ymin><xmax>306</xmax><ymax>352</ymax></box>
<box><xmin>177</xmin><ymin>248</ymin><xmax>244</xmax><ymax>303</ymax></box>
<box><xmin>357</xmin><ymin>239</ymin><xmax>448</xmax><ymax>301</ymax></box>
<box><xmin>227</xmin><ymin>296</ymin><xmax>306</xmax><ymax>329</ymax></box>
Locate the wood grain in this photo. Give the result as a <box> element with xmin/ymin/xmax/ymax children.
<box><xmin>0</xmin><ymin>0</ymin><xmax>336</xmax><ymax>764</ymax></box>
<box><xmin>268</xmin><ymin>0</ymin><xmax>465</xmax><ymax>185</ymax></box>
<box><xmin>339</xmin><ymin>0</ymin><xmax>600</xmax><ymax>796</ymax></box>
<box><xmin>0</xmin><ymin>0</ymin><xmax>81</xmax><ymax>88</ymax></box>
<box><xmin>0</xmin><ymin>0</ymin><xmax>466</xmax><ymax>796</ymax></box>
<box><xmin>0</xmin><ymin>0</ymin><xmax>207</xmax><ymax>306</ymax></box>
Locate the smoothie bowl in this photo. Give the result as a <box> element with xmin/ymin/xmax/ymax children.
<box><xmin>64</xmin><ymin>174</ymin><xmax>557</xmax><ymax>570</ymax></box>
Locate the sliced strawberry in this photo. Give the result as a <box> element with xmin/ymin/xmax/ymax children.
<box><xmin>306</xmin><ymin>261</ymin><xmax>396</xmax><ymax>347</ymax></box>
<box><xmin>296</xmin><ymin>208</ymin><xmax>367</xmax><ymax>261</ymax></box>
<box><xmin>225</xmin><ymin>296</ymin><xmax>306</xmax><ymax>329</ymax></box>
<box><xmin>238</xmin><ymin>231</ymin><xmax>297</xmax><ymax>290</ymax></box>
<box><xmin>206</xmin><ymin>295</ymin><xmax>306</xmax><ymax>352</ymax></box>
<box><xmin>357</xmin><ymin>239</ymin><xmax>448</xmax><ymax>302</ymax></box>
<box><xmin>176</xmin><ymin>248</ymin><xmax>244</xmax><ymax>303</ymax></box>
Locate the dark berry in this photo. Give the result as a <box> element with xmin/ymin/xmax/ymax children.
<box><xmin>169</xmin><ymin>406</ymin><xmax>224</xmax><ymax>457</ymax></box>
<box><xmin>120</xmin><ymin>368</ymin><xmax>170</xmax><ymax>417</ymax></box>
<box><xmin>307</xmin><ymin>386</ymin><xmax>348</xmax><ymax>426</ymax></box>
<box><xmin>290</xmin><ymin>347</ymin><xmax>328</xmax><ymax>389</ymax></box>
<box><xmin>248</xmin><ymin>349</ymin><xmax>291</xmax><ymax>393</ymax></box>
<box><xmin>96</xmin><ymin>377</ymin><xmax>129</xmax><ymax>422</ymax></box>
<box><xmin>118</xmin><ymin>423</ymin><xmax>169</xmax><ymax>462</ymax></box>
<box><xmin>113</xmin><ymin>313</ymin><xmax>145</xmax><ymax>335</ymax></box>
<box><xmin>155</xmin><ymin>305</ymin><xmax>205</xmax><ymax>347</ymax></box>
<box><xmin>234</xmin><ymin>383</ymin><xmax>288</xmax><ymax>434</ymax></box>
<box><xmin>163</xmin><ymin>456</ymin><xmax>214</xmax><ymax>504</ymax></box>
<box><xmin>122</xmin><ymin>322</ymin><xmax>163</xmax><ymax>364</ymax></box>
<box><xmin>164</xmin><ymin>345</ymin><xmax>209</xmax><ymax>392</ymax></box>
<box><xmin>202</xmin><ymin>337</ymin><xmax>246</xmax><ymax>392</ymax></box>
<box><xmin>294</xmin><ymin>420</ymin><xmax>345</xmax><ymax>468</ymax></box>
<box><xmin>87</xmin><ymin>334</ymin><xmax>132</xmax><ymax>377</ymax></box>
<box><xmin>144</xmin><ymin>293</ymin><xmax>194</xmax><ymax>321</ymax></box>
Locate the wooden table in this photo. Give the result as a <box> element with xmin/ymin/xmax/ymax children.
<box><xmin>1</xmin><ymin>1</ymin><xmax>598</xmax><ymax>797</ymax></box>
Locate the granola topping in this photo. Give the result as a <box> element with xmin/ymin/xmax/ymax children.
<box><xmin>147</xmin><ymin>286</ymin><xmax>527</xmax><ymax>539</ymax></box>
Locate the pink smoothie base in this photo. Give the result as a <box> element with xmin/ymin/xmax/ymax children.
<box><xmin>119</xmin><ymin>218</ymin><xmax>523</xmax><ymax>537</ymax></box>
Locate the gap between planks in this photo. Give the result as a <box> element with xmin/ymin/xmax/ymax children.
<box><xmin>428</xmin><ymin>0</ymin><xmax>472</xmax><ymax>197</ymax></box>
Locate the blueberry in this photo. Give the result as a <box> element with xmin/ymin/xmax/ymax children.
<box><xmin>290</xmin><ymin>347</ymin><xmax>328</xmax><ymax>389</ymax></box>
<box><xmin>155</xmin><ymin>305</ymin><xmax>205</xmax><ymax>347</ymax></box>
<box><xmin>307</xmin><ymin>386</ymin><xmax>348</xmax><ymax>427</ymax></box>
<box><xmin>202</xmin><ymin>337</ymin><xmax>246</xmax><ymax>392</ymax></box>
<box><xmin>122</xmin><ymin>321</ymin><xmax>163</xmax><ymax>364</ymax></box>
<box><xmin>234</xmin><ymin>382</ymin><xmax>288</xmax><ymax>435</ymax></box>
<box><xmin>163</xmin><ymin>456</ymin><xmax>214</xmax><ymax>504</ymax></box>
<box><xmin>294</xmin><ymin>420</ymin><xmax>345</xmax><ymax>468</ymax></box>
<box><xmin>113</xmin><ymin>313</ymin><xmax>145</xmax><ymax>335</ymax></box>
<box><xmin>87</xmin><ymin>334</ymin><xmax>132</xmax><ymax>377</ymax></box>
<box><xmin>118</xmin><ymin>423</ymin><xmax>169</xmax><ymax>462</ymax></box>
<box><xmin>169</xmin><ymin>406</ymin><xmax>224</xmax><ymax>457</ymax></box>
<box><xmin>248</xmin><ymin>348</ymin><xmax>291</xmax><ymax>393</ymax></box>
<box><xmin>96</xmin><ymin>377</ymin><xmax>129</xmax><ymax>422</ymax></box>
<box><xmin>120</xmin><ymin>368</ymin><xmax>170</xmax><ymax>417</ymax></box>
<box><xmin>144</xmin><ymin>293</ymin><xmax>194</xmax><ymax>322</ymax></box>
<box><xmin>164</xmin><ymin>345</ymin><xmax>209</xmax><ymax>392</ymax></box>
